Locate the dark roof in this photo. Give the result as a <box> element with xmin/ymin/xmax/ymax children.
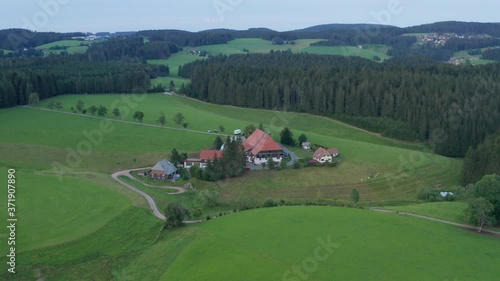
<box><xmin>243</xmin><ymin>129</ymin><xmax>283</xmax><ymax>155</ymax></box>
<box><xmin>151</xmin><ymin>160</ymin><xmax>177</xmax><ymax>175</ymax></box>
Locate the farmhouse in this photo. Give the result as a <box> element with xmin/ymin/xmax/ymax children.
<box><xmin>184</xmin><ymin>150</ymin><xmax>223</xmax><ymax>169</ymax></box>
<box><xmin>313</xmin><ymin>148</ymin><xmax>333</xmax><ymax>163</ymax></box>
<box><xmin>327</xmin><ymin>148</ymin><xmax>340</xmax><ymax>157</ymax></box>
<box><xmin>243</xmin><ymin>129</ymin><xmax>285</xmax><ymax>165</ymax></box>
<box><xmin>149</xmin><ymin>160</ymin><xmax>178</xmax><ymax>180</ymax></box>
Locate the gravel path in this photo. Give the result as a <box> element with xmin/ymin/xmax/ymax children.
<box><xmin>112</xmin><ymin>168</ymin><xmax>202</xmax><ymax>223</ymax></box>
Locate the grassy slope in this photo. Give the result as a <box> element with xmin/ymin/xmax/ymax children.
<box><xmin>161</xmin><ymin>207</ymin><xmax>500</xmax><ymax>281</ymax></box>
<box><xmin>1</xmin><ymin>94</ymin><xmax>461</xmax><ymax>201</ymax></box>
<box><xmin>0</xmin><ymin>167</ymin><xmax>130</xmax><ymax>253</ymax></box>
<box><xmin>383</xmin><ymin>202</ymin><xmax>468</xmax><ymax>223</ymax></box>
<box><xmin>0</xmin><ymin>207</ymin><xmax>164</xmax><ymax>281</ymax></box>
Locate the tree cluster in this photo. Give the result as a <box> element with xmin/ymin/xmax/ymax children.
<box><xmin>462</xmin><ymin>134</ymin><xmax>500</xmax><ymax>184</ymax></box>
<box><xmin>191</xmin><ymin>137</ymin><xmax>246</xmax><ymax>181</ymax></box>
<box><xmin>482</xmin><ymin>48</ymin><xmax>500</xmax><ymax>61</ymax></box>
<box><xmin>465</xmin><ymin>174</ymin><xmax>500</xmax><ymax>231</ymax></box>
<box><xmin>86</xmin><ymin>37</ymin><xmax>179</xmax><ymax>62</ymax></box>
<box><xmin>0</xmin><ymin>56</ymin><xmax>158</xmax><ymax>108</ymax></box>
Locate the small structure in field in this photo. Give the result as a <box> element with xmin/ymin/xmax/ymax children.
<box><xmin>149</xmin><ymin>160</ymin><xmax>178</xmax><ymax>180</ymax></box>
<box><xmin>301</xmin><ymin>142</ymin><xmax>311</xmax><ymax>150</ymax></box>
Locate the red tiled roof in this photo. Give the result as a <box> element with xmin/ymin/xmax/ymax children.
<box><xmin>313</xmin><ymin>148</ymin><xmax>330</xmax><ymax>159</ymax></box>
<box><xmin>243</xmin><ymin>129</ymin><xmax>283</xmax><ymax>155</ymax></box>
<box><xmin>200</xmin><ymin>150</ymin><xmax>223</xmax><ymax>160</ymax></box>
<box><xmin>327</xmin><ymin>148</ymin><xmax>339</xmax><ymax>155</ymax></box>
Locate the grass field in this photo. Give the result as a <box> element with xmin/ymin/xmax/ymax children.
<box><xmin>147</xmin><ymin>39</ymin><xmax>390</xmax><ymax>84</ymax></box>
<box><xmin>383</xmin><ymin>201</ymin><xmax>468</xmax><ymax>223</ymax></box>
<box><xmin>452</xmin><ymin>50</ymin><xmax>497</xmax><ymax>65</ymax></box>
<box><xmin>1</xmin><ymin>49</ymin><xmax>13</xmax><ymax>55</ymax></box>
<box><xmin>36</xmin><ymin>39</ymin><xmax>90</xmax><ymax>55</ymax></box>
<box><xmin>0</xmin><ymin>206</ymin><xmax>164</xmax><ymax>280</ymax></box>
<box><xmin>161</xmin><ymin>207</ymin><xmax>500</xmax><ymax>281</ymax></box>
<box><xmin>0</xmin><ymin>94</ymin><xmax>462</xmax><ymax>203</ymax></box>
<box><xmin>301</xmin><ymin>45</ymin><xmax>390</xmax><ymax>60</ymax></box>
<box><xmin>0</xmin><ymin>92</ymin><xmax>481</xmax><ymax>280</ymax></box>
<box><xmin>0</xmin><ymin>166</ymin><xmax>130</xmax><ymax>253</ymax></box>
<box><xmin>148</xmin><ymin>52</ymin><xmax>202</xmax><ymax>76</ymax></box>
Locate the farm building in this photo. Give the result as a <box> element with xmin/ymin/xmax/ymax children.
<box><xmin>302</xmin><ymin>142</ymin><xmax>311</xmax><ymax>150</ymax></box>
<box><xmin>184</xmin><ymin>150</ymin><xmax>223</xmax><ymax>170</ymax></box>
<box><xmin>327</xmin><ymin>148</ymin><xmax>340</xmax><ymax>157</ymax></box>
<box><xmin>313</xmin><ymin>147</ymin><xmax>341</xmax><ymax>163</ymax></box>
<box><xmin>149</xmin><ymin>160</ymin><xmax>178</xmax><ymax>180</ymax></box>
<box><xmin>313</xmin><ymin>148</ymin><xmax>333</xmax><ymax>163</ymax></box>
<box><xmin>243</xmin><ymin>129</ymin><xmax>285</xmax><ymax>165</ymax></box>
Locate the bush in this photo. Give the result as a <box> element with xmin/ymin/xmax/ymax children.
<box><xmin>192</xmin><ymin>208</ymin><xmax>202</xmax><ymax>218</ymax></box>
<box><xmin>164</xmin><ymin>203</ymin><xmax>191</xmax><ymax>229</ymax></box>
<box><xmin>293</xmin><ymin>162</ymin><xmax>301</xmax><ymax>169</ymax></box>
<box><xmin>263</xmin><ymin>198</ymin><xmax>277</xmax><ymax>208</ymax></box>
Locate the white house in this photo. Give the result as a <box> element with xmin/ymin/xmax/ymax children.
<box><xmin>313</xmin><ymin>148</ymin><xmax>333</xmax><ymax>163</ymax></box>
<box><xmin>243</xmin><ymin>129</ymin><xmax>285</xmax><ymax>165</ymax></box>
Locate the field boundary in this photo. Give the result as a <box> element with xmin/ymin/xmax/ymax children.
<box><xmin>21</xmin><ymin>106</ymin><xmax>230</xmax><ymax>137</ymax></box>
<box><xmin>370</xmin><ymin>208</ymin><xmax>500</xmax><ymax>237</ymax></box>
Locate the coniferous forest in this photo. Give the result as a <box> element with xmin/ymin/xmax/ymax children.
<box><xmin>179</xmin><ymin>54</ymin><xmax>500</xmax><ymax>166</ymax></box>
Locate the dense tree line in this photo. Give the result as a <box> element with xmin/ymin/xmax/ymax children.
<box><xmin>462</xmin><ymin>134</ymin><xmax>500</xmax><ymax>184</ymax></box>
<box><xmin>0</xmin><ymin>56</ymin><xmax>157</xmax><ymax>108</ymax></box>
<box><xmin>86</xmin><ymin>37</ymin><xmax>179</xmax><ymax>62</ymax></box>
<box><xmin>404</xmin><ymin>21</ymin><xmax>500</xmax><ymax>37</ymax></box>
<box><xmin>444</xmin><ymin>37</ymin><xmax>500</xmax><ymax>52</ymax></box>
<box><xmin>482</xmin><ymin>48</ymin><xmax>500</xmax><ymax>61</ymax></box>
<box><xmin>0</xmin><ymin>29</ymin><xmax>84</xmax><ymax>51</ymax></box>
<box><xmin>180</xmin><ymin>53</ymin><xmax>500</xmax><ymax>159</ymax></box>
<box><xmin>137</xmin><ymin>30</ymin><xmax>233</xmax><ymax>47</ymax></box>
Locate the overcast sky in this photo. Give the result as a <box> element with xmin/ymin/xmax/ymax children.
<box><xmin>2</xmin><ymin>0</ymin><xmax>499</xmax><ymax>33</ymax></box>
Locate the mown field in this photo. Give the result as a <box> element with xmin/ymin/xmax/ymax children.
<box><xmin>0</xmin><ymin>167</ymin><xmax>130</xmax><ymax>254</ymax></box>
<box><xmin>161</xmin><ymin>207</ymin><xmax>500</xmax><ymax>281</ymax></box>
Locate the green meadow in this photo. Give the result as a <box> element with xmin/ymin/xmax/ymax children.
<box><xmin>162</xmin><ymin>207</ymin><xmax>500</xmax><ymax>281</ymax></box>
<box><xmin>0</xmin><ymin>93</ymin><xmax>462</xmax><ymax>203</ymax></box>
<box><xmin>0</xmin><ymin>167</ymin><xmax>130</xmax><ymax>253</ymax></box>
<box><xmin>0</xmin><ymin>92</ymin><xmax>475</xmax><ymax>281</ymax></box>
<box><xmin>383</xmin><ymin>201</ymin><xmax>468</xmax><ymax>223</ymax></box>
<box><xmin>36</xmin><ymin>39</ymin><xmax>90</xmax><ymax>55</ymax></box>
